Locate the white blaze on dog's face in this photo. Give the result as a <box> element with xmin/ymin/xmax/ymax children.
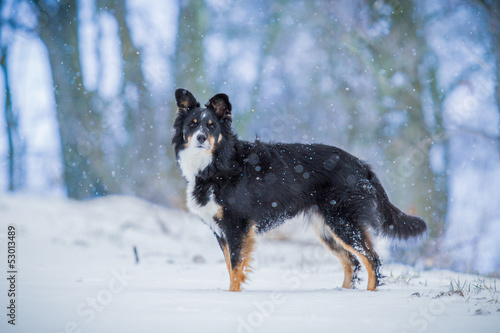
<box><xmin>182</xmin><ymin>110</ymin><xmax>220</xmax><ymax>150</ymax></box>
<box><xmin>178</xmin><ymin>108</ymin><xmax>221</xmax><ymax>182</ymax></box>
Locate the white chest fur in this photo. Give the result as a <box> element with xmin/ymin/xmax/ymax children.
<box><xmin>177</xmin><ymin>144</ymin><xmax>213</xmax><ymax>183</ymax></box>
<box><xmin>185</xmin><ymin>181</ymin><xmax>223</xmax><ymax>236</ymax></box>
<box><xmin>178</xmin><ymin>146</ymin><xmax>223</xmax><ymax>236</ymax></box>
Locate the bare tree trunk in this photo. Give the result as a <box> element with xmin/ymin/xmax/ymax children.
<box><xmin>106</xmin><ymin>0</ymin><xmax>160</xmax><ymax>200</ymax></box>
<box><xmin>34</xmin><ymin>0</ymin><xmax>112</xmax><ymax>198</ymax></box>
<box><xmin>428</xmin><ymin>64</ymin><xmax>450</xmax><ymax>240</ymax></box>
<box><xmin>487</xmin><ymin>2</ymin><xmax>500</xmax><ymax>144</ymax></box>
<box><xmin>1</xmin><ymin>48</ymin><xmax>24</xmax><ymax>191</ymax></box>
<box><xmin>0</xmin><ymin>0</ymin><xmax>26</xmax><ymax>192</ymax></box>
<box><xmin>473</xmin><ymin>0</ymin><xmax>500</xmax><ymax>144</ymax></box>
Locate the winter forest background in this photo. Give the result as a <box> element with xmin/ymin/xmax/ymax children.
<box><xmin>0</xmin><ymin>0</ymin><xmax>499</xmax><ymax>275</ymax></box>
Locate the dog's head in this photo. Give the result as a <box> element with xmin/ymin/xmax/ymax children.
<box><xmin>172</xmin><ymin>89</ymin><xmax>233</xmax><ymax>156</ymax></box>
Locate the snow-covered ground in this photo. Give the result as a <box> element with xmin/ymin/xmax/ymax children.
<box><xmin>0</xmin><ymin>195</ymin><xmax>498</xmax><ymax>333</ymax></box>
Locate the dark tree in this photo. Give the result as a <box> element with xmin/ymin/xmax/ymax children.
<box><xmin>33</xmin><ymin>0</ymin><xmax>113</xmax><ymax>198</ymax></box>
<box><xmin>0</xmin><ymin>0</ymin><xmax>26</xmax><ymax>191</ymax></box>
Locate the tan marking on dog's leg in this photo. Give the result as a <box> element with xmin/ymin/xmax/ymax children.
<box><xmin>325</xmin><ymin>248</ymin><xmax>355</xmax><ymax>289</ymax></box>
<box><xmin>338</xmin><ymin>252</ymin><xmax>355</xmax><ymax>289</ymax></box>
<box><xmin>316</xmin><ymin>234</ymin><xmax>354</xmax><ymax>288</ymax></box>
<box><xmin>220</xmin><ymin>241</ymin><xmax>232</xmax><ymax>280</ymax></box>
<box><xmin>360</xmin><ymin>231</ymin><xmax>380</xmax><ymax>290</ymax></box>
<box><xmin>354</xmin><ymin>250</ymin><xmax>376</xmax><ymax>291</ymax></box>
<box><xmin>327</xmin><ymin>230</ymin><xmax>377</xmax><ymax>291</ymax></box>
<box><xmin>229</xmin><ymin>228</ymin><xmax>256</xmax><ymax>292</ymax></box>
<box><xmin>312</xmin><ymin>215</ymin><xmax>356</xmax><ymax>289</ymax></box>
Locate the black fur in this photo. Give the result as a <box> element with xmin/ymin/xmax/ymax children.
<box><xmin>172</xmin><ymin>88</ymin><xmax>427</xmax><ymax>291</ymax></box>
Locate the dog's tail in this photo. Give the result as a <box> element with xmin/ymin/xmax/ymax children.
<box><xmin>367</xmin><ymin>168</ymin><xmax>427</xmax><ymax>240</ymax></box>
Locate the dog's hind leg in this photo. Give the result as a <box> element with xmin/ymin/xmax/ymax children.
<box><xmin>359</xmin><ymin>230</ymin><xmax>383</xmax><ymax>288</ymax></box>
<box><xmin>325</xmin><ymin>221</ymin><xmax>382</xmax><ymax>291</ymax></box>
<box><xmin>312</xmin><ymin>214</ymin><xmax>361</xmax><ymax>289</ymax></box>
<box><xmin>319</xmin><ymin>233</ymin><xmax>361</xmax><ymax>289</ymax></box>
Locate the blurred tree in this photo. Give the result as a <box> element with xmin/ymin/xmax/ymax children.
<box><xmin>0</xmin><ymin>15</ymin><xmax>25</xmax><ymax>191</ymax></box>
<box><xmin>174</xmin><ymin>0</ymin><xmax>208</xmax><ymax>99</ymax></box>
<box><xmin>235</xmin><ymin>0</ymin><xmax>285</xmax><ymax>138</ymax></box>
<box><xmin>474</xmin><ymin>0</ymin><xmax>500</xmax><ymax>142</ymax></box>
<box><xmin>1</xmin><ymin>47</ymin><xmax>15</xmax><ymax>191</ymax></box>
<box><xmin>167</xmin><ymin>0</ymin><xmax>210</xmax><ymax>206</ymax></box>
<box><xmin>32</xmin><ymin>0</ymin><xmax>114</xmax><ymax>198</ymax></box>
<box><xmin>104</xmin><ymin>0</ymin><xmax>161</xmax><ymax>200</ymax></box>
<box><xmin>358</xmin><ymin>0</ymin><xmax>449</xmax><ymax>260</ymax></box>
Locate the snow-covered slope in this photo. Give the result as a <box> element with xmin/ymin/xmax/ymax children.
<box><xmin>0</xmin><ymin>195</ymin><xmax>498</xmax><ymax>333</ymax></box>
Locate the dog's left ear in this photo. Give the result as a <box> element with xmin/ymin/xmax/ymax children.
<box><xmin>207</xmin><ymin>93</ymin><xmax>232</xmax><ymax>120</ymax></box>
<box><xmin>175</xmin><ymin>88</ymin><xmax>199</xmax><ymax>113</ymax></box>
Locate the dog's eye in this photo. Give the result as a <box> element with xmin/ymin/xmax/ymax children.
<box><xmin>189</xmin><ymin>121</ymin><xmax>198</xmax><ymax>128</ymax></box>
<box><xmin>207</xmin><ymin>122</ymin><xmax>215</xmax><ymax>130</ymax></box>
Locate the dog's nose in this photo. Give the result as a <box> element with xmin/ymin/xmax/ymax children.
<box><xmin>197</xmin><ymin>133</ymin><xmax>207</xmax><ymax>144</ymax></box>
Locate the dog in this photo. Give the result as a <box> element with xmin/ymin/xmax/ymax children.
<box><xmin>172</xmin><ymin>88</ymin><xmax>427</xmax><ymax>291</ymax></box>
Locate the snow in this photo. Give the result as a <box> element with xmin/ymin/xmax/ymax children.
<box><xmin>0</xmin><ymin>195</ymin><xmax>498</xmax><ymax>332</ymax></box>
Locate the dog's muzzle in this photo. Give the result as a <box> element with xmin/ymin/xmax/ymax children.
<box><xmin>191</xmin><ymin>130</ymin><xmax>212</xmax><ymax>150</ymax></box>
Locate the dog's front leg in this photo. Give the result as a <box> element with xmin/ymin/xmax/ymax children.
<box><xmin>215</xmin><ymin>224</ymin><xmax>256</xmax><ymax>292</ymax></box>
<box><xmin>215</xmin><ymin>234</ymin><xmax>232</xmax><ymax>284</ymax></box>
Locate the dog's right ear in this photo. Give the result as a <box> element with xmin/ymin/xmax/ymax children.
<box><xmin>207</xmin><ymin>93</ymin><xmax>232</xmax><ymax>120</ymax></box>
<box><xmin>175</xmin><ymin>89</ymin><xmax>199</xmax><ymax>113</ymax></box>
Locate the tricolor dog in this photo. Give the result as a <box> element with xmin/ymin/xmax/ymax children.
<box><xmin>172</xmin><ymin>88</ymin><xmax>427</xmax><ymax>292</ymax></box>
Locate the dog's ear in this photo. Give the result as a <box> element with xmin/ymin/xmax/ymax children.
<box><xmin>207</xmin><ymin>93</ymin><xmax>232</xmax><ymax>120</ymax></box>
<box><xmin>175</xmin><ymin>88</ymin><xmax>199</xmax><ymax>113</ymax></box>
